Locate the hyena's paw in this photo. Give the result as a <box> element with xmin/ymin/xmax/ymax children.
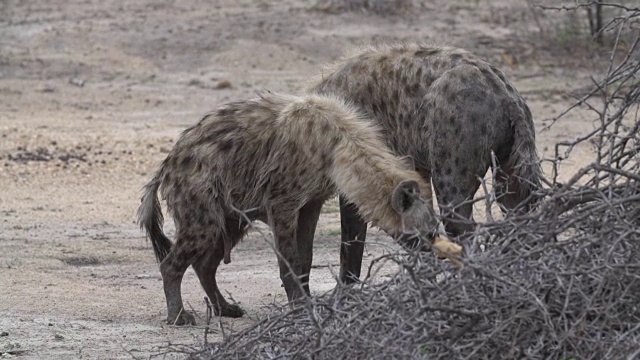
<box><xmin>167</xmin><ymin>310</ymin><xmax>196</xmax><ymax>326</ymax></box>
<box><xmin>215</xmin><ymin>303</ymin><xmax>244</xmax><ymax>318</ymax></box>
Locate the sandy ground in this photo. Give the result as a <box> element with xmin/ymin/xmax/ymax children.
<box><xmin>0</xmin><ymin>0</ymin><xmax>600</xmax><ymax>358</ymax></box>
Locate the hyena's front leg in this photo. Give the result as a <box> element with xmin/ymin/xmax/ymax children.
<box><xmin>296</xmin><ymin>198</ymin><xmax>324</xmax><ymax>295</ymax></box>
<box><xmin>268</xmin><ymin>207</ymin><xmax>306</xmax><ymax>302</ymax></box>
<box><xmin>338</xmin><ymin>195</ymin><xmax>368</xmax><ymax>284</ymax></box>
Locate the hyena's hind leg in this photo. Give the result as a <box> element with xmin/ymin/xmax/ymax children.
<box><xmin>160</xmin><ymin>230</ymin><xmax>199</xmax><ymax>325</ymax></box>
<box><xmin>192</xmin><ymin>217</ymin><xmax>247</xmax><ymax>318</ymax></box>
<box><xmin>493</xmin><ymin>104</ymin><xmax>541</xmax><ymax>215</ymax></box>
<box><xmin>296</xmin><ymin>198</ymin><xmax>325</xmax><ymax>294</ymax></box>
<box><xmin>338</xmin><ymin>195</ymin><xmax>368</xmax><ymax>284</ymax></box>
<box><xmin>492</xmin><ymin>155</ymin><xmax>538</xmax><ymax>214</ymax></box>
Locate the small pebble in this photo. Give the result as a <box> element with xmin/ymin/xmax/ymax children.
<box><xmin>69</xmin><ymin>77</ymin><xmax>85</xmax><ymax>87</ymax></box>
<box><xmin>39</xmin><ymin>85</ymin><xmax>57</xmax><ymax>93</ymax></box>
<box><xmin>215</xmin><ymin>79</ymin><xmax>232</xmax><ymax>89</ymax></box>
<box><xmin>188</xmin><ymin>79</ymin><xmax>204</xmax><ymax>87</ymax></box>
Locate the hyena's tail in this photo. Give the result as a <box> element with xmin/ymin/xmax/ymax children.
<box><xmin>499</xmin><ymin>99</ymin><xmax>543</xmax><ymax>213</ymax></box>
<box><xmin>137</xmin><ymin>170</ymin><xmax>172</xmax><ymax>262</ymax></box>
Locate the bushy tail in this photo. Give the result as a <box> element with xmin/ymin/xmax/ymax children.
<box><xmin>137</xmin><ymin>172</ymin><xmax>172</xmax><ymax>262</ymax></box>
<box><xmin>502</xmin><ymin>101</ymin><xmax>543</xmax><ymax>212</ymax></box>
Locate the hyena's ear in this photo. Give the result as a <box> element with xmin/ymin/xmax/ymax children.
<box><xmin>391</xmin><ymin>180</ymin><xmax>421</xmax><ymax>214</ymax></box>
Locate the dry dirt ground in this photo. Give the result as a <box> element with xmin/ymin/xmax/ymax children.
<box><xmin>1</xmin><ymin>1</ymin><xmax>600</xmax><ymax>358</ymax></box>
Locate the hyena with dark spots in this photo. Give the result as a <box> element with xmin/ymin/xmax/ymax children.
<box><xmin>311</xmin><ymin>43</ymin><xmax>542</xmax><ymax>283</ymax></box>
<box><xmin>137</xmin><ymin>92</ymin><xmax>456</xmax><ymax>325</ymax></box>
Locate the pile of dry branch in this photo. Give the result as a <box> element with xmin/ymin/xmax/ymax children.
<box><xmin>190</xmin><ymin>4</ymin><xmax>640</xmax><ymax>359</ymax></box>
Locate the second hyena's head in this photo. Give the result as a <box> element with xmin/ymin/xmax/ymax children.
<box><xmin>390</xmin><ymin>180</ymin><xmax>446</xmax><ymax>251</ymax></box>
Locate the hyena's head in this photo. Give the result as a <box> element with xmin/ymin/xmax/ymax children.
<box><xmin>390</xmin><ymin>180</ymin><xmax>446</xmax><ymax>250</ymax></box>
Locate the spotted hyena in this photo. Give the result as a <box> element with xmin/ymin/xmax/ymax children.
<box><xmin>137</xmin><ymin>92</ymin><xmax>457</xmax><ymax>325</ymax></box>
<box><xmin>311</xmin><ymin>43</ymin><xmax>542</xmax><ymax>283</ymax></box>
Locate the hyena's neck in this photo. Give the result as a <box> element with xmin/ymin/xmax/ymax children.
<box><xmin>328</xmin><ymin>135</ymin><xmax>431</xmax><ymax>235</ymax></box>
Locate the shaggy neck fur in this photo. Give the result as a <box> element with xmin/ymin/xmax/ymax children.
<box><xmin>330</xmin><ymin>140</ymin><xmax>432</xmax><ymax>235</ymax></box>
<box><xmin>285</xmin><ymin>94</ymin><xmax>434</xmax><ymax>235</ymax></box>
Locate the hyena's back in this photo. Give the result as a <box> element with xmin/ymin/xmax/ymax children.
<box><xmin>158</xmin><ymin>95</ymin><xmax>336</xmax><ymax>220</ymax></box>
<box><xmin>312</xmin><ymin>43</ymin><xmax>541</xmax><ymax>235</ymax></box>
